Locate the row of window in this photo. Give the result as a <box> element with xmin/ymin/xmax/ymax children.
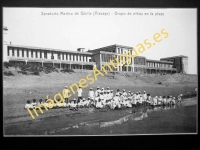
<box><xmin>8</xmin><ymin>49</ymin><xmax>48</xmax><ymax>58</ymax></box>
<box><xmin>101</xmin><ymin>54</ymin><xmax>134</xmax><ymax>64</ymax></box>
<box><xmin>8</xmin><ymin>48</ymin><xmax>91</xmax><ymax>62</ymax></box>
<box><xmin>134</xmin><ymin>58</ymin><xmax>145</xmax><ymax>65</ymax></box>
<box><xmin>147</xmin><ymin>62</ymin><xmax>172</xmax><ymax>68</ymax></box>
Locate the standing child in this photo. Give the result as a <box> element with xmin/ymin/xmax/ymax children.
<box><xmin>163</xmin><ymin>96</ymin><xmax>167</xmax><ymax>106</ymax></box>
<box><xmin>176</xmin><ymin>94</ymin><xmax>182</xmax><ymax>105</ymax></box>
<box><xmin>88</xmin><ymin>88</ymin><xmax>95</xmax><ymax>101</ymax></box>
<box><xmin>143</xmin><ymin>91</ymin><xmax>147</xmax><ymax>105</ymax></box>
<box><xmin>172</xmin><ymin>97</ymin><xmax>176</xmax><ymax>105</ymax></box>
<box><xmin>77</xmin><ymin>86</ymin><xmax>83</xmax><ymax>110</ymax></box>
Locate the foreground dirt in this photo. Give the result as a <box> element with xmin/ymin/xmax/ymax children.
<box><xmin>4</xmin><ymin>97</ymin><xmax>197</xmax><ymax>135</ymax></box>
<box><xmin>3</xmin><ymin>69</ymin><xmax>197</xmax><ymax>135</ymax></box>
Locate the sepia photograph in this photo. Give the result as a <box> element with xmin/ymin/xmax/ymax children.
<box><xmin>3</xmin><ymin>7</ymin><xmax>197</xmax><ymax>136</ymax></box>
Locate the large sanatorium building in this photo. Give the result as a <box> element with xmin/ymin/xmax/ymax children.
<box><xmin>4</xmin><ymin>44</ymin><xmax>188</xmax><ymax>74</ymax></box>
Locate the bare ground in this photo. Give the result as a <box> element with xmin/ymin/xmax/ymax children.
<box><xmin>3</xmin><ymin>67</ymin><xmax>198</xmax><ymax>135</ymax></box>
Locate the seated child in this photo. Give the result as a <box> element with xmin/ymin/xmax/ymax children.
<box><xmin>139</xmin><ymin>95</ymin><xmax>143</xmax><ymax>104</ymax></box>
<box><xmin>96</xmin><ymin>99</ymin><xmax>103</xmax><ymax>109</ymax></box>
<box><xmin>44</xmin><ymin>99</ymin><xmax>49</xmax><ymax>107</ymax></box>
<box><xmin>69</xmin><ymin>98</ymin><xmax>77</xmax><ymax>109</ymax></box>
<box><xmin>83</xmin><ymin>97</ymin><xmax>90</xmax><ymax>107</ymax></box>
<box><xmin>37</xmin><ymin>99</ymin><xmax>43</xmax><ymax>105</ymax></box>
<box><xmin>25</xmin><ymin>100</ymin><xmax>34</xmax><ymax>109</ymax></box>
<box><xmin>110</xmin><ymin>90</ymin><xmax>114</xmax><ymax>99</ymax></box>
<box><xmin>55</xmin><ymin>98</ymin><xmax>64</xmax><ymax>108</ymax></box>
<box><xmin>125</xmin><ymin>98</ymin><xmax>132</xmax><ymax>108</ymax></box>
<box><xmin>82</xmin><ymin>98</ymin><xmax>87</xmax><ymax>107</ymax></box>
<box><xmin>110</xmin><ymin>98</ymin><xmax>116</xmax><ymax>110</ymax></box>
<box><xmin>87</xmin><ymin>97</ymin><xmax>94</xmax><ymax>107</ymax></box>
<box><xmin>31</xmin><ymin>99</ymin><xmax>37</xmax><ymax>108</ymax></box>
<box><xmin>78</xmin><ymin>98</ymin><xmax>84</xmax><ymax>108</ymax></box>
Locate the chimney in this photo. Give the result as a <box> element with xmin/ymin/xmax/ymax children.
<box><xmin>77</xmin><ymin>48</ymin><xmax>85</xmax><ymax>52</ymax></box>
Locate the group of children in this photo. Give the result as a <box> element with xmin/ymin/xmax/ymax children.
<box><xmin>25</xmin><ymin>86</ymin><xmax>183</xmax><ymax>111</ymax></box>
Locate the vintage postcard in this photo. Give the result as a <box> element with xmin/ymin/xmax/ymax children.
<box><xmin>3</xmin><ymin>8</ymin><xmax>197</xmax><ymax>136</ymax></box>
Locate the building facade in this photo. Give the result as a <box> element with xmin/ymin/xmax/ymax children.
<box><xmin>4</xmin><ymin>44</ymin><xmax>188</xmax><ymax>74</ymax></box>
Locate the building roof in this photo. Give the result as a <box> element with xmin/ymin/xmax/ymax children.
<box><xmin>146</xmin><ymin>59</ymin><xmax>173</xmax><ymax>64</ymax></box>
<box><xmin>160</xmin><ymin>55</ymin><xmax>188</xmax><ymax>60</ymax></box>
<box><xmin>89</xmin><ymin>44</ymin><xmax>133</xmax><ymax>52</ymax></box>
<box><xmin>7</xmin><ymin>44</ymin><xmax>93</xmax><ymax>55</ymax></box>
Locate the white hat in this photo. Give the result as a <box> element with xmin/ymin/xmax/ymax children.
<box><xmin>97</xmin><ymin>87</ymin><xmax>100</xmax><ymax>89</ymax></box>
<box><xmin>116</xmin><ymin>93</ymin><xmax>119</xmax><ymax>96</ymax></box>
<box><xmin>180</xmin><ymin>94</ymin><xmax>183</xmax><ymax>96</ymax></box>
<box><xmin>107</xmin><ymin>87</ymin><xmax>109</xmax><ymax>89</ymax></box>
<box><xmin>90</xmin><ymin>87</ymin><xmax>93</xmax><ymax>89</ymax></box>
<box><xmin>65</xmin><ymin>86</ymin><xmax>68</xmax><ymax>88</ymax></box>
<box><xmin>82</xmin><ymin>98</ymin><xmax>86</xmax><ymax>100</ymax></box>
<box><xmin>144</xmin><ymin>91</ymin><xmax>146</xmax><ymax>92</ymax></box>
<box><xmin>129</xmin><ymin>91</ymin><xmax>131</xmax><ymax>93</ymax></box>
<box><xmin>155</xmin><ymin>96</ymin><xmax>158</xmax><ymax>98</ymax></box>
<box><xmin>102</xmin><ymin>87</ymin><xmax>104</xmax><ymax>89</ymax></box>
<box><xmin>88</xmin><ymin>97</ymin><xmax>90</xmax><ymax>99</ymax></box>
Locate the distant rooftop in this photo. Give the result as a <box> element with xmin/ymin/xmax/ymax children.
<box><xmin>146</xmin><ymin>59</ymin><xmax>173</xmax><ymax>64</ymax></box>
<box><xmin>7</xmin><ymin>44</ymin><xmax>93</xmax><ymax>55</ymax></box>
<box><xmin>160</xmin><ymin>55</ymin><xmax>188</xmax><ymax>59</ymax></box>
<box><xmin>90</xmin><ymin>44</ymin><xmax>133</xmax><ymax>52</ymax></box>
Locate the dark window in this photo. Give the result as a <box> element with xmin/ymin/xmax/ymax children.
<box><xmin>27</xmin><ymin>50</ymin><xmax>29</xmax><ymax>57</ymax></box>
<box><xmin>31</xmin><ymin>50</ymin><xmax>33</xmax><ymax>58</ymax></box>
<box><xmin>51</xmin><ymin>52</ymin><xmax>54</xmax><ymax>59</ymax></box>
<box><xmin>17</xmin><ymin>49</ymin><xmax>19</xmax><ymax>57</ymax></box>
<box><xmin>12</xmin><ymin>49</ymin><xmax>14</xmax><ymax>56</ymax></box>
<box><xmin>66</xmin><ymin>53</ymin><xmax>68</xmax><ymax>60</ymax></box>
<box><xmin>44</xmin><ymin>51</ymin><xmax>47</xmax><ymax>59</ymax></box>
<box><xmin>58</xmin><ymin>53</ymin><xmax>60</xmax><ymax>60</ymax></box>
<box><xmin>62</xmin><ymin>53</ymin><xmax>64</xmax><ymax>60</ymax></box>
<box><xmin>22</xmin><ymin>50</ymin><xmax>24</xmax><ymax>57</ymax></box>
<box><xmin>7</xmin><ymin>48</ymin><xmax>9</xmax><ymax>56</ymax></box>
<box><xmin>134</xmin><ymin>58</ymin><xmax>138</xmax><ymax>64</ymax></box>
<box><xmin>74</xmin><ymin>54</ymin><xmax>76</xmax><ymax>61</ymax></box>
<box><xmin>40</xmin><ymin>51</ymin><xmax>42</xmax><ymax>58</ymax></box>
<box><xmin>35</xmin><ymin>51</ymin><xmax>38</xmax><ymax>58</ymax></box>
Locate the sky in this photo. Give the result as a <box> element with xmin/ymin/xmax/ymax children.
<box><xmin>3</xmin><ymin>8</ymin><xmax>197</xmax><ymax>74</ymax></box>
